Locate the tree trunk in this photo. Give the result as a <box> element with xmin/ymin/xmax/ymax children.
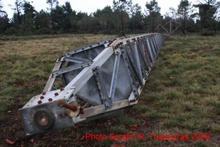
<box><xmin>120</xmin><ymin>10</ymin><xmax>125</xmax><ymax>36</ymax></box>
<box><xmin>182</xmin><ymin>18</ymin><xmax>186</xmax><ymax>35</ymax></box>
<box><xmin>152</xmin><ymin>14</ymin><xmax>155</xmax><ymax>32</ymax></box>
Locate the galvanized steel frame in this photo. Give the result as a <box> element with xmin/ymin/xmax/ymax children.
<box><xmin>19</xmin><ymin>33</ymin><xmax>167</xmax><ymax>135</ymax></box>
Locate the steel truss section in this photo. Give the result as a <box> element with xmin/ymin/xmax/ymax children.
<box><xmin>19</xmin><ymin>33</ymin><xmax>168</xmax><ymax>135</ymax></box>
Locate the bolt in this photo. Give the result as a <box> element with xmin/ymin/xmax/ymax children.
<box><xmin>42</xmin><ymin>92</ymin><xmax>46</xmax><ymax>95</ymax></box>
<box><xmin>80</xmin><ymin>108</ymin><xmax>84</xmax><ymax>114</ymax></box>
<box><xmin>130</xmin><ymin>99</ymin><xmax>136</xmax><ymax>103</ymax></box>
<box><xmin>54</xmin><ymin>93</ymin><xmax>59</xmax><ymax>96</ymax></box>
<box><xmin>48</xmin><ymin>98</ymin><xmax>53</xmax><ymax>102</ymax></box>
<box><xmin>38</xmin><ymin>101</ymin><xmax>42</xmax><ymax>104</ymax></box>
<box><xmin>57</xmin><ymin>100</ymin><xmax>77</xmax><ymax>112</ymax></box>
<box><xmin>60</xmin><ymin>87</ymin><xmax>64</xmax><ymax>91</ymax></box>
<box><xmin>40</xmin><ymin>96</ymin><xmax>44</xmax><ymax>99</ymax></box>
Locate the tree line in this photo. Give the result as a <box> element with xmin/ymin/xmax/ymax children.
<box><xmin>0</xmin><ymin>0</ymin><xmax>220</xmax><ymax>36</ymax></box>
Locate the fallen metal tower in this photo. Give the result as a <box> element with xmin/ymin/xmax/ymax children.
<box><xmin>19</xmin><ymin>33</ymin><xmax>167</xmax><ymax>135</ymax></box>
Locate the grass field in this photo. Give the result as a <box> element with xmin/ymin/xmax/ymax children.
<box><xmin>0</xmin><ymin>34</ymin><xmax>220</xmax><ymax>146</ymax></box>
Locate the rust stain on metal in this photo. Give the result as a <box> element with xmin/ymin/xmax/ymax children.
<box><xmin>107</xmin><ymin>38</ymin><xmax>116</xmax><ymax>46</ymax></box>
<box><xmin>57</xmin><ymin>100</ymin><xmax>77</xmax><ymax>112</ymax></box>
<box><xmin>38</xmin><ymin>100</ymin><xmax>42</xmax><ymax>104</ymax></box>
<box><xmin>48</xmin><ymin>98</ymin><xmax>53</xmax><ymax>102</ymax></box>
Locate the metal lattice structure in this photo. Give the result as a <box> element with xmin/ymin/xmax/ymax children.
<box><xmin>19</xmin><ymin>33</ymin><xmax>168</xmax><ymax>135</ymax></box>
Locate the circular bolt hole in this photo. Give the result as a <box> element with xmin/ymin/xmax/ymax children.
<box><xmin>48</xmin><ymin>98</ymin><xmax>53</xmax><ymax>102</ymax></box>
<box><xmin>42</xmin><ymin>92</ymin><xmax>46</xmax><ymax>95</ymax></box>
<box><xmin>40</xmin><ymin>96</ymin><xmax>44</xmax><ymax>99</ymax></box>
<box><xmin>34</xmin><ymin>110</ymin><xmax>54</xmax><ymax>130</ymax></box>
<box><xmin>54</xmin><ymin>93</ymin><xmax>59</xmax><ymax>96</ymax></box>
<box><xmin>38</xmin><ymin>101</ymin><xmax>42</xmax><ymax>104</ymax></box>
<box><xmin>38</xmin><ymin>113</ymin><xmax>48</xmax><ymax>126</ymax></box>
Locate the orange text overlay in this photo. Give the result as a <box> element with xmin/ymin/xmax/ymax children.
<box><xmin>85</xmin><ymin>132</ymin><xmax>210</xmax><ymax>141</ymax></box>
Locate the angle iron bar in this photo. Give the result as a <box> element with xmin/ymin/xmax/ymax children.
<box><xmin>149</xmin><ymin>36</ymin><xmax>157</xmax><ymax>57</ymax></box>
<box><xmin>109</xmin><ymin>50</ymin><xmax>121</xmax><ymax>101</ymax></box>
<box><xmin>148</xmin><ymin>37</ymin><xmax>156</xmax><ymax>59</ymax></box>
<box><xmin>135</xmin><ymin>42</ymin><xmax>146</xmax><ymax>85</ymax></box>
<box><xmin>157</xmin><ymin>36</ymin><xmax>162</xmax><ymax>52</ymax></box>
<box><xmin>64</xmin><ymin>39</ymin><xmax>111</xmax><ymax>57</ymax></box>
<box><xmin>133</xmin><ymin>42</ymin><xmax>144</xmax><ymax>86</ymax></box>
<box><xmin>135</xmin><ymin>40</ymin><xmax>149</xmax><ymax>74</ymax></box>
<box><xmin>172</xmin><ymin>25</ymin><xmax>181</xmax><ymax>34</ymax></box>
<box><xmin>151</xmin><ymin>36</ymin><xmax>158</xmax><ymax>54</ymax></box>
<box><xmin>157</xmin><ymin>35</ymin><xmax>163</xmax><ymax>48</ymax></box>
<box><xmin>152</xmin><ymin>36</ymin><xmax>158</xmax><ymax>54</ymax></box>
<box><xmin>152</xmin><ymin>36</ymin><xmax>159</xmax><ymax>57</ymax></box>
<box><xmin>157</xmin><ymin>36</ymin><xmax>163</xmax><ymax>49</ymax></box>
<box><xmin>64</xmin><ymin>57</ymin><xmax>92</xmax><ymax>64</ymax></box>
<box><xmin>127</xmin><ymin>41</ymin><xmax>144</xmax><ymax>83</ymax></box>
<box><xmin>158</xmin><ymin>35</ymin><xmax>163</xmax><ymax>47</ymax></box>
<box><xmin>145</xmin><ymin>37</ymin><xmax>154</xmax><ymax>63</ymax></box>
<box><xmin>153</xmin><ymin>35</ymin><xmax>160</xmax><ymax>52</ymax></box>
<box><xmin>64</xmin><ymin>40</ymin><xmax>110</xmax><ymax>56</ymax></box>
<box><xmin>52</xmin><ymin>63</ymin><xmax>90</xmax><ymax>77</ymax></box>
<box><xmin>136</xmin><ymin>40</ymin><xmax>148</xmax><ymax>69</ymax></box>
<box><xmin>93</xmin><ymin>66</ymin><xmax>112</xmax><ymax>109</ymax></box>
<box><xmin>125</xmin><ymin>44</ymin><xmax>144</xmax><ymax>87</ymax></box>
<box><xmin>121</xmin><ymin>45</ymin><xmax>139</xmax><ymax>97</ymax></box>
<box><xmin>139</xmin><ymin>38</ymin><xmax>152</xmax><ymax>70</ymax></box>
<box><xmin>161</xmin><ymin>25</ymin><xmax>170</xmax><ymax>34</ymax></box>
<box><xmin>43</xmin><ymin>59</ymin><xmax>63</xmax><ymax>92</ymax></box>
